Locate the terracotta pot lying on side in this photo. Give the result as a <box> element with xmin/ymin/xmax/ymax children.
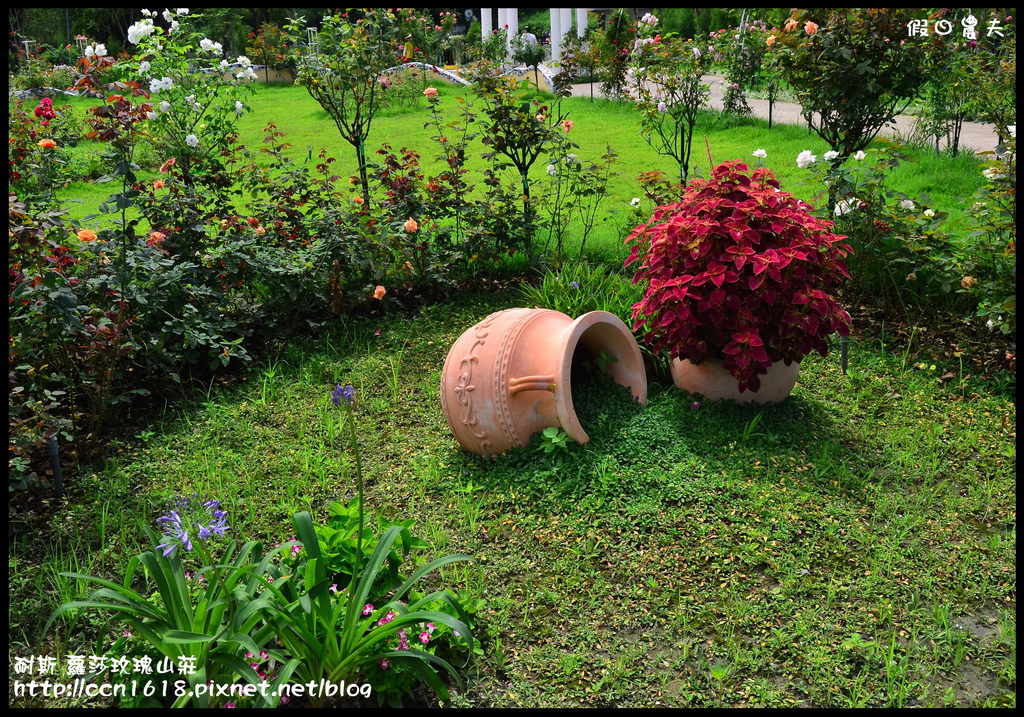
<box><xmin>440</xmin><ymin>308</ymin><xmax>648</xmax><ymax>456</ymax></box>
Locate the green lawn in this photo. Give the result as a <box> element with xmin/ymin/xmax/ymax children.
<box><xmin>10</xmin><ymin>286</ymin><xmax>1015</xmax><ymax>708</ymax></box>
<box><xmin>47</xmin><ymin>77</ymin><xmax>985</xmax><ymax>262</ymax></box>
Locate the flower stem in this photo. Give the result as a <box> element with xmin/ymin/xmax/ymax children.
<box><xmin>343</xmin><ymin>404</ymin><xmax>365</xmax><ymax>592</ymax></box>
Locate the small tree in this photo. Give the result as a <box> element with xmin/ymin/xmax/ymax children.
<box><xmin>630</xmin><ymin>26</ymin><xmax>711</xmax><ymax>185</ymax></box>
<box><xmin>286</xmin><ymin>9</ymin><xmax>409</xmax><ymax>208</ymax></box>
<box><xmin>592</xmin><ymin>8</ymin><xmax>633</xmax><ymax>100</ymax></box>
<box><xmin>511</xmin><ymin>32</ymin><xmax>546</xmax><ymax>89</ymax></box>
<box><xmin>469</xmin><ymin>62</ymin><xmax>569</xmax><ymax>259</ymax></box>
<box><xmin>245</xmin><ymin>22</ymin><xmax>292</xmax><ymax>82</ymax></box>
<box><xmin>770</xmin><ymin>8</ymin><xmax>929</xmax><ymax>161</ymax></box>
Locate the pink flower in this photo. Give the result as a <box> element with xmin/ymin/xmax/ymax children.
<box><xmin>363</xmin><ymin>604</ymin><xmax>375</xmax><ymax>616</ymax></box>
<box><xmin>420</xmin><ymin>631</ymin><xmax>431</xmax><ymax>644</ymax></box>
<box><xmin>561</xmin><ymin>119</ymin><xmax>574</xmax><ymax>133</ymax></box>
<box><xmin>379</xmin><ymin>659</ymin><xmax>390</xmax><ymax>669</ymax></box>
<box><xmin>804</xmin><ymin>21</ymin><xmax>819</xmax><ymax>35</ymax></box>
<box><xmin>423</xmin><ymin>87</ymin><xmax>438</xmax><ymax>97</ymax></box>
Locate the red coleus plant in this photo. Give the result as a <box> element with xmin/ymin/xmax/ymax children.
<box><xmin>625</xmin><ymin>160</ymin><xmax>853</xmax><ymax>392</ymax></box>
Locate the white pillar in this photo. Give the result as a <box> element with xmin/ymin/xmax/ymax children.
<box><xmin>576</xmin><ymin>8</ymin><xmax>589</xmax><ymax>38</ymax></box>
<box><xmin>550</xmin><ymin>9</ymin><xmax>563</xmax><ymax>63</ymax></box>
<box><xmin>481</xmin><ymin>7</ymin><xmax>492</xmax><ymax>40</ymax></box>
<box><xmin>559</xmin><ymin>8</ymin><xmax>572</xmax><ymax>61</ymax></box>
<box><xmin>505</xmin><ymin>8</ymin><xmax>519</xmax><ymax>54</ymax></box>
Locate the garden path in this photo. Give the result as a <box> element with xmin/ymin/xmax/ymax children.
<box><xmin>568</xmin><ymin>73</ymin><xmax>1003</xmax><ymax>156</ymax></box>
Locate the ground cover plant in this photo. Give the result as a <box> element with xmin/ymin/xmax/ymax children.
<box><xmin>9</xmin><ymin>6</ymin><xmax>1015</xmax><ymax>710</ymax></box>
<box><xmin>9</xmin><ymin>287</ymin><xmax>1015</xmax><ymax>707</ymax></box>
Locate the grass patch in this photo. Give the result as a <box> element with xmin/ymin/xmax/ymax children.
<box><xmin>10</xmin><ymin>287</ymin><xmax>1015</xmax><ymax>708</ymax></box>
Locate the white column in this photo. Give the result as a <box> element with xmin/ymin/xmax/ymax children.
<box><xmin>560</xmin><ymin>8</ymin><xmax>572</xmax><ymax>41</ymax></box>
<box><xmin>559</xmin><ymin>8</ymin><xmax>572</xmax><ymax>61</ymax></box>
<box><xmin>576</xmin><ymin>8</ymin><xmax>589</xmax><ymax>38</ymax></box>
<box><xmin>481</xmin><ymin>7</ymin><xmax>492</xmax><ymax>40</ymax></box>
<box><xmin>550</xmin><ymin>8</ymin><xmax>563</xmax><ymax>63</ymax></box>
<box><xmin>506</xmin><ymin>8</ymin><xmax>519</xmax><ymax>53</ymax></box>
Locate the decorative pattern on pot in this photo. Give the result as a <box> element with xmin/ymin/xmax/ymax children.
<box><xmin>440</xmin><ymin>308</ymin><xmax>647</xmax><ymax>456</ymax></box>
<box><xmin>670</xmin><ymin>357</ymin><xmax>800</xmax><ymax>405</ymax></box>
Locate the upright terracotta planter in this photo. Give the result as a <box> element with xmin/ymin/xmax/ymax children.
<box><xmin>670</xmin><ymin>357</ymin><xmax>800</xmax><ymax>405</ymax></box>
<box><xmin>440</xmin><ymin>308</ymin><xmax>647</xmax><ymax>456</ymax></box>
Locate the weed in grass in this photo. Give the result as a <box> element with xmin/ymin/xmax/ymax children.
<box><xmin>739</xmin><ymin>410</ymin><xmax>765</xmax><ymax>442</ymax></box>
<box><xmin>876</xmin><ymin>631</ymin><xmax>922</xmax><ymax>708</ymax></box>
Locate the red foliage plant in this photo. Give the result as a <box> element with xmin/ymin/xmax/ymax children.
<box><xmin>625</xmin><ymin>160</ymin><xmax>853</xmax><ymax>392</ymax></box>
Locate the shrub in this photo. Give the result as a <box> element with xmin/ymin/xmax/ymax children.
<box><xmin>770</xmin><ymin>9</ymin><xmax>929</xmax><ymax>160</ymax></box>
<box><xmin>799</xmin><ymin>141</ymin><xmax>964</xmax><ymax>317</ymax></box>
<box><xmin>626</xmin><ymin>160</ymin><xmax>852</xmax><ymax>392</ymax></box>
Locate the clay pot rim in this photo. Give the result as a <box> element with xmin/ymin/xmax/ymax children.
<box><xmin>553</xmin><ymin>310</ymin><xmax>648</xmax><ymax>444</ymax></box>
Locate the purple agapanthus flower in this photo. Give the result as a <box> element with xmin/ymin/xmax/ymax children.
<box><xmin>156</xmin><ymin>494</ymin><xmax>229</xmax><ymax>556</ymax></box>
<box><xmin>331</xmin><ymin>384</ymin><xmax>356</xmax><ymax>407</ymax></box>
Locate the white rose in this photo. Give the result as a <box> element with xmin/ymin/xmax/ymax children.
<box><xmin>853</xmin><ymin>150</ymin><xmax>866</xmax><ymax>161</ymax></box>
<box><xmin>185</xmin><ymin>134</ymin><xmax>199</xmax><ymax>147</ymax></box>
<box><xmin>752</xmin><ymin>148</ymin><xmax>767</xmax><ymax>159</ymax></box>
<box><xmin>796</xmin><ymin>150</ymin><xmax>816</xmax><ymax>169</ymax></box>
<box><xmin>900</xmin><ymin>199</ymin><xmax>915</xmax><ymax>210</ymax></box>
<box><xmin>924</xmin><ymin>209</ymin><xmax>935</xmax><ymax>217</ymax></box>
<box><xmin>823</xmin><ymin>150</ymin><xmax>839</xmax><ymax>162</ymax></box>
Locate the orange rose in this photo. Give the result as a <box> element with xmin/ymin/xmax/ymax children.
<box><xmin>373</xmin><ymin>285</ymin><xmax>386</xmax><ymax>300</ymax></box>
<box><xmin>784</xmin><ymin>18</ymin><xmax>798</xmax><ymax>31</ymax></box>
<box><xmin>159</xmin><ymin>157</ymin><xmax>177</xmax><ymax>173</ymax></box>
<box><xmin>77</xmin><ymin>229</ymin><xmax>98</xmax><ymax>242</ymax></box>
<box><xmin>153</xmin><ymin>178</ymin><xmax>165</xmax><ymax>190</ymax></box>
<box><xmin>804</xmin><ymin>21</ymin><xmax>819</xmax><ymax>35</ymax></box>
<box><xmin>766</xmin><ymin>35</ymin><xmax>777</xmax><ymax>46</ymax></box>
<box><xmin>404</xmin><ymin>217</ymin><xmax>418</xmax><ymax>233</ymax></box>
<box><xmin>353</xmin><ymin>196</ymin><xmax>365</xmax><ymax>204</ymax></box>
<box><xmin>38</xmin><ymin>138</ymin><xmax>57</xmax><ymax>149</ymax></box>
<box><xmin>147</xmin><ymin>231</ymin><xmax>166</xmax><ymax>246</ymax></box>
<box><xmin>423</xmin><ymin>87</ymin><xmax>438</xmax><ymax>97</ymax></box>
